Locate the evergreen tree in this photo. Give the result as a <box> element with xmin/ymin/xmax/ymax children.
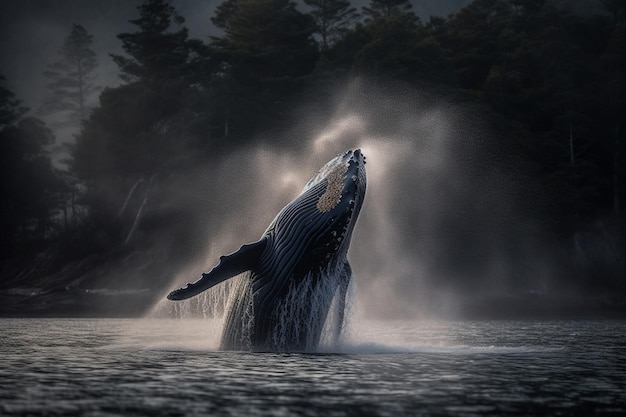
<box><xmin>333</xmin><ymin>0</ymin><xmax>450</xmax><ymax>84</ymax></box>
<box><xmin>74</xmin><ymin>0</ymin><xmax>206</xmax><ymax>179</ymax></box>
<box><xmin>0</xmin><ymin>77</ymin><xmax>64</xmax><ymax>256</ymax></box>
<box><xmin>444</xmin><ymin>0</ymin><xmax>514</xmax><ymax>91</ymax></box>
<box><xmin>211</xmin><ymin>0</ymin><xmax>241</xmax><ymax>31</ymax></box>
<box><xmin>71</xmin><ymin>0</ymin><xmax>208</xmax><ymax>246</ymax></box>
<box><xmin>362</xmin><ymin>0</ymin><xmax>416</xmax><ymax>22</ymax></box>
<box><xmin>211</xmin><ymin>0</ymin><xmax>317</xmax><ymax>79</ymax></box>
<box><xmin>304</xmin><ymin>0</ymin><xmax>360</xmax><ymax>50</ymax></box>
<box><xmin>40</xmin><ymin>24</ymin><xmax>98</xmax><ymax>126</ymax></box>
<box><xmin>0</xmin><ymin>75</ymin><xmax>26</xmax><ymax>128</ymax></box>
<box><xmin>597</xmin><ymin>0</ymin><xmax>626</xmax><ymax>216</ymax></box>
<box><xmin>210</xmin><ymin>0</ymin><xmax>318</xmax><ymax>138</ymax></box>
<box><xmin>598</xmin><ymin>0</ymin><xmax>626</xmax><ymax>25</ymax></box>
<box><xmin>110</xmin><ymin>0</ymin><xmax>204</xmax><ymax>86</ymax></box>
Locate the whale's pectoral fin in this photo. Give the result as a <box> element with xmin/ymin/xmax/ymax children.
<box><xmin>167</xmin><ymin>237</ymin><xmax>268</xmax><ymax>300</ymax></box>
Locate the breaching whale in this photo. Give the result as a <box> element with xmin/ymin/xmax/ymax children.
<box><xmin>167</xmin><ymin>149</ymin><xmax>366</xmax><ymax>351</ymax></box>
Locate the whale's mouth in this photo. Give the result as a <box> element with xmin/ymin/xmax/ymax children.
<box><xmin>338</xmin><ymin>148</ymin><xmax>366</xmax><ymax>219</ymax></box>
<box><xmin>343</xmin><ymin>148</ymin><xmax>366</xmax><ymax>200</ymax></box>
<box><xmin>317</xmin><ymin>148</ymin><xmax>365</xmax><ymax>199</ymax></box>
<box><xmin>311</xmin><ymin>149</ymin><xmax>366</xmax><ymax>257</ymax></box>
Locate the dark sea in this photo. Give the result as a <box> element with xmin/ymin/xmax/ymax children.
<box><xmin>1</xmin><ymin>318</ymin><xmax>625</xmax><ymax>416</ymax></box>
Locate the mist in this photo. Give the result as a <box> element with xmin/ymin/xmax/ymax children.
<box><xmin>1</xmin><ymin>0</ymin><xmax>624</xmax><ymax>319</ymax></box>
<box><xmin>154</xmin><ymin>78</ymin><xmax>553</xmax><ymax>321</ymax></box>
<box><xmin>0</xmin><ymin>0</ymin><xmax>474</xmax><ymax>170</ymax></box>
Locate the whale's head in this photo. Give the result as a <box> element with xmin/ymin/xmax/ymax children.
<box><xmin>304</xmin><ymin>148</ymin><xmax>367</xmax><ymax>227</ymax></box>
<box><xmin>266</xmin><ymin>149</ymin><xmax>366</xmax><ymax>271</ymax></box>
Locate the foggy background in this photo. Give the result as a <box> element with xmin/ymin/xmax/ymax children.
<box><xmin>1</xmin><ymin>0</ymin><xmax>624</xmax><ymax>319</ymax></box>
<box><xmin>0</xmin><ymin>0</ymin><xmax>474</xmax><ymax>171</ymax></box>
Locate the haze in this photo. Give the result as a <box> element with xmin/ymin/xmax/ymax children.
<box><xmin>1</xmin><ymin>0</ymin><xmax>624</xmax><ymax>319</ymax></box>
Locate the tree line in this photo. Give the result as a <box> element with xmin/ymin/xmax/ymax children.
<box><xmin>1</xmin><ymin>0</ymin><xmax>624</xmax><ymax>284</ymax></box>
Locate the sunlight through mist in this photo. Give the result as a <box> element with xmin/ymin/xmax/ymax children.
<box><xmin>152</xmin><ymin>79</ymin><xmax>545</xmax><ymax>325</ymax></box>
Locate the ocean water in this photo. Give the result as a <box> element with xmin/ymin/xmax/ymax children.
<box><xmin>1</xmin><ymin>318</ymin><xmax>625</xmax><ymax>416</ymax></box>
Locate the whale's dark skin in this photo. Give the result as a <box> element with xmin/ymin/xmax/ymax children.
<box><xmin>167</xmin><ymin>149</ymin><xmax>366</xmax><ymax>351</ymax></box>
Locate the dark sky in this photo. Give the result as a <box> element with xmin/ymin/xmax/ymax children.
<box><xmin>0</xmin><ymin>0</ymin><xmax>472</xmax><ymax>110</ymax></box>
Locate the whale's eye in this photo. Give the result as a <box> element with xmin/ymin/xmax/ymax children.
<box><xmin>316</xmin><ymin>163</ymin><xmax>347</xmax><ymax>212</ymax></box>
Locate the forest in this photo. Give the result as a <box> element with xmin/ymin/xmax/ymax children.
<box><xmin>0</xmin><ymin>0</ymin><xmax>624</xmax><ymax>317</ymax></box>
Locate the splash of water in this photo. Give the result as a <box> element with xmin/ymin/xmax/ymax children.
<box><xmin>151</xmin><ymin>79</ymin><xmax>548</xmax><ymax>349</ymax></box>
<box><xmin>270</xmin><ymin>264</ymin><xmax>349</xmax><ymax>352</ymax></box>
<box><xmin>153</xmin><ymin>277</ymin><xmax>234</xmax><ymax>320</ymax></box>
<box><xmin>156</xmin><ymin>264</ymin><xmax>355</xmax><ymax>352</ymax></box>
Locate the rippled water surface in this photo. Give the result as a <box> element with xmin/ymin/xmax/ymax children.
<box><xmin>1</xmin><ymin>318</ymin><xmax>625</xmax><ymax>416</ymax></box>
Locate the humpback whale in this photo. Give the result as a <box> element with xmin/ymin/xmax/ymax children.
<box><xmin>167</xmin><ymin>149</ymin><xmax>366</xmax><ymax>351</ymax></box>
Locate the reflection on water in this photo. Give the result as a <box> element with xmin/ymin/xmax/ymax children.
<box><xmin>1</xmin><ymin>318</ymin><xmax>625</xmax><ymax>416</ymax></box>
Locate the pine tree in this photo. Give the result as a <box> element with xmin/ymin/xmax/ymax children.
<box><xmin>110</xmin><ymin>0</ymin><xmax>203</xmax><ymax>86</ymax></box>
<box><xmin>209</xmin><ymin>0</ymin><xmax>318</xmax><ymax>137</ymax></box>
<box><xmin>1</xmin><ymin>77</ymin><xmax>64</xmax><ymax>255</ymax></box>
<box><xmin>304</xmin><ymin>0</ymin><xmax>360</xmax><ymax>50</ymax></box>
<box><xmin>211</xmin><ymin>0</ymin><xmax>241</xmax><ymax>31</ymax></box>
<box><xmin>599</xmin><ymin>0</ymin><xmax>626</xmax><ymax>216</ymax></box>
<box><xmin>74</xmin><ymin>0</ymin><xmax>206</xmax><ymax>182</ymax></box>
<box><xmin>0</xmin><ymin>75</ymin><xmax>26</xmax><ymax>129</ymax></box>
<box><xmin>598</xmin><ymin>0</ymin><xmax>626</xmax><ymax>25</ymax></box>
<box><xmin>362</xmin><ymin>0</ymin><xmax>416</xmax><ymax>22</ymax></box>
<box><xmin>71</xmin><ymin>0</ymin><xmax>208</xmax><ymax>246</ymax></box>
<box><xmin>40</xmin><ymin>24</ymin><xmax>98</xmax><ymax>126</ymax></box>
<box><xmin>339</xmin><ymin>0</ymin><xmax>428</xmax><ymax>82</ymax></box>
